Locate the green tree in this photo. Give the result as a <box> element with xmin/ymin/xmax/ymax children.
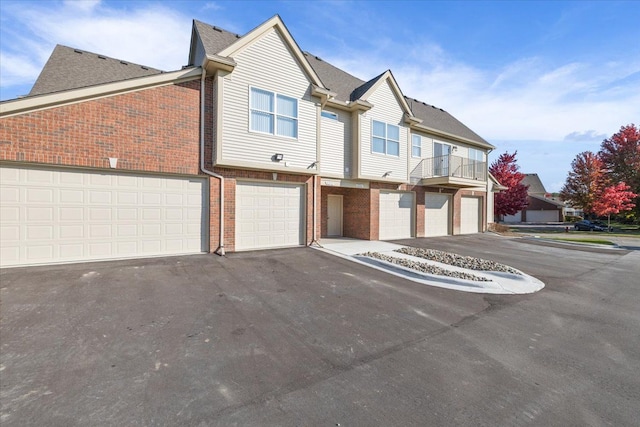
<box><xmin>560</xmin><ymin>151</ymin><xmax>605</xmax><ymax>215</ymax></box>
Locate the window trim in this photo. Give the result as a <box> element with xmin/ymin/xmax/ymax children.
<box><xmin>371</xmin><ymin>119</ymin><xmax>400</xmax><ymax>157</ymax></box>
<box><xmin>411</xmin><ymin>134</ymin><xmax>422</xmax><ymax>158</ymax></box>
<box><xmin>249</xmin><ymin>86</ymin><xmax>299</xmax><ymax>139</ymax></box>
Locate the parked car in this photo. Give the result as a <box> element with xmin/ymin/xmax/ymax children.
<box><xmin>574</xmin><ymin>220</ymin><xmax>607</xmax><ymax>231</ymax></box>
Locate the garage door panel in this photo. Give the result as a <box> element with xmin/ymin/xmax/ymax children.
<box><xmin>460</xmin><ymin>197</ymin><xmax>481</xmax><ymax>234</ymax></box>
<box><xmin>236</xmin><ymin>182</ymin><xmax>304</xmax><ymax>251</ymax></box>
<box><xmin>0</xmin><ymin>165</ymin><xmax>208</xmax><ymax>267</ymax></box>
<box><xmin>526</xmin><ymin>210</ymin><xmax>559</xmax><ymax>222</ymax></box>
<box><xmin>425</xmin><ymin>193</ymin><xmax>451</xmax><ymax>237</ymax></box>
<box><xmin>379</xmin><ymin>191</ymin><xmax>414</xmax><ymax>240</ymax></box>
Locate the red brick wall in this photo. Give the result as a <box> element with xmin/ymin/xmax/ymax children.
<box><xmin>0</xmin><ymin>80</ymin><xmax>202</xmax><ymax>174</ymax></box>
<box><xmin>321</xmin><ymin>186</ymin><xmax>373</xmax><ymax>239</ymax></box>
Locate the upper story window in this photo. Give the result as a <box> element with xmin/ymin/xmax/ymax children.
<box><xmin>250</xmin><ymin>87</ymin><xmax>298</xmax><ymax>138</ymax></box>
<box><xmin>372</xmin><ymin>120</ymin><xmax>400</xmax><ymax>156</ymax></box>
<box><xmin>321</xmin><ymin>110</ymin><xmax>338</xmax><ymax>120</ymax></box>
<box><xmin>469</xmin><ymin>147</ymin><xmax>484</xmax><ymax>162</ymax></box>
<box><xmin>411</xmin><ymin>134</ymin><xmax>422</xmax><ymax>158</ymax></box>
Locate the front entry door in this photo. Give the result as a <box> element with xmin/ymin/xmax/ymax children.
<box><xmin>327</xmin><ymin>195</ymin><xmax>343</xmax><ymax>237</ymax></box>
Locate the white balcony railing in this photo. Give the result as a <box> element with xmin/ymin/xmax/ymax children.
<box><xmin>411</xmin><ymin>155</ymin><xmax>486</xmax><ymax>183</ymax></box>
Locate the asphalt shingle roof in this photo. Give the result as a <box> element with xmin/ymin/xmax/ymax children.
<box><xmin>29</xmin><ymin>45</ymin><xmax>164</xmax><ymax>97</ymax></box>
<box><xmin>522</xmin><ymin>174</ymin><xmax>548</xmax><ymax>195</ymax></box>
<box><xmin>192</xmin><ymin>20</ymin><xmax>241</xmax><ymax>63</ymax></box>
<box><xmin>407</xmin><ymin>98</ymin><xmax>489</xmax><ymax>145</ymax></box>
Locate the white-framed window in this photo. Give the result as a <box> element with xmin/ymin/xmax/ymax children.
<box><xmin>411</xmin><ymin>134</ymin><xmax>422</xmax><ymax>158</ymax></box>
<box><xmin>321</xmin><ymin>110</ymin><xmax>338</xmax><ymax>120</ymax></box>
<box><xmin>250</xmin><ymin>87</ymin><xmax>298</xmax><ymax>138</ymax></box>
<box><xmin>372</xmin><ymin>120</ymin><xmax>400</xmax><ymax>156</ymax></box>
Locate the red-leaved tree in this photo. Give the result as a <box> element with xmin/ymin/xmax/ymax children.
<box><xmin>592</xmin><ymin>182</ymin><xmax>637</xmax><ymax>230</ymax></box>
<box><xmin>598</xmin><ymin>124</ymin><xmax>640</xmax><ymax>217</ymax></box>
<box><xmin>489</xmin><ymin>151</ymin><xmax>529</xmax><ymax>218</ymax></box>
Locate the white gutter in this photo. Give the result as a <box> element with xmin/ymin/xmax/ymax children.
<box><xmin>200</xmin><ymin>67</ymin><xmax>225</xmax><ymax>256</ymax></box>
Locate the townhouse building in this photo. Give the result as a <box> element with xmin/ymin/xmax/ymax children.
<box><xmin>0</xmin><ymin>15</ymin><xmax>495</xmax><ymax>268</ymax></box>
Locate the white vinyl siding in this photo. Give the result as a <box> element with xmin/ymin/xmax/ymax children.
<box><xmin>360</xmin><ymin>80</ymin><xmax>408</xmax><ymax>180</ymax></box>
<box><xmin>221</xmin><ymin>28</ymin><xmax>317</xmax><ymax>168</ymax></box>
<box><xmin>235</xmin><ymin>181</ymin><xmax>304</xmax><ymax>250</ymax></box>
<box><xmin>460</xmin><ymin>197</ymin><xmax>481</xmax><ymax>234</ymax></box>
<box><xmin>379</xmin><ymin>191</ymin><xmax>414</xmax><ymax>240</ymax></box>
<box><xmin>409</xmin><ymin>131</ymin><xmax>433</xmax><ymax>172</ymax></box>
<box><xmin>320</xmin><ymin>107</ymin><xmax>352</xmax><ymax>177</ymax></box>
<box><xmin>0</xmin><ymin>166</ymin><xmax>208</xmax><ymax>267</ymax></box>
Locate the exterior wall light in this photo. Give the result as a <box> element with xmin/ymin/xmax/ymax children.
<box><xmin>273</xmin><ymin>153</ymin><xmax>284</xmax><ymax>161</ymax></box>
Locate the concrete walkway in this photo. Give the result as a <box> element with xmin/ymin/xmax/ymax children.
<box><xmin>314</xmin><ymin>238</ymin><xmax>545</xmax><ymax>295</ymax></box>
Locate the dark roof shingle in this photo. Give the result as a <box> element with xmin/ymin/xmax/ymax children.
<box><xmin>29</xmin><ymin>45</ymin><xmax>163</xmax><ymax>97</ymax></box>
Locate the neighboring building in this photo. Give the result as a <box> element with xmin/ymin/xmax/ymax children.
<box><xmin>502</xmin><ymin>174</ymin><xmax>564</xmax><ymax>223</ymax></box>
<box><xmin>0</xmin><ymin>15</ymin><xmax>495</xmax><ymax>267</ymax></box>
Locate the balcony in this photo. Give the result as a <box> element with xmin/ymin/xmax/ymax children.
<box><xmin>411</xmin><ymin>155</ymin><xmax>487</xmax><ymax>187</ymax></box>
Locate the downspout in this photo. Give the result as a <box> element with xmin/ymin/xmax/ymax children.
<box><xmin>200</xmin><ymin>67</ymin><xmax>225</xmax><ymax>256</ymax></box>
<box><xmin>486</xmin><ymin>147</ymin><xmax>493</xmax><ymax>229</ymax></box>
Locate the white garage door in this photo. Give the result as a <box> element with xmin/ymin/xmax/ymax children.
<box><xmin>0</xmin><ymin>165</ymin><xmax>208</xmax><ymax>268</ymax></box>
<box><xmin>425</xmin><ymin>193</ymin><xmax>451</xmax><ymax>237</ymax></box>
<box><xmin>379</xmin><ymin>191</ymin><xmax>414</xmax><ymax>240</ymax></box>
<box><xmin>460</xmin><ymin>197</ymin><xmax>481</xmax><ymax>234</ymax></box>
<box><xmin>503</xmin><ymin>211</ymin><xmax>522</xmax><ymax>223</ymax></box>
<box><xmin>526</xmin><ymin>210</ymin><xmax>560</xmax><ymax>223</ymax></box>
<box><xmin>236</xmin><ymin>181</ymin><xmax>304</xmax><ymax>251</ymax></box>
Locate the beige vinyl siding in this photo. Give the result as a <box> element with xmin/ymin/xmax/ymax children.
<box><xmin>409</xmin><ymin>131</ymin><xmax>434</xmax><ymax>172</ymax></box>
<box><xmin>220</xmin><ymin>28</ymin><xmax>317</xmax><ymax>169</ymax></box>
<box><xmin>320</xmin><ymin>107</ymin><xmax>351</xmax><ymax>177</ymax></box>
<box><xmin>360</xmin><ymin>80</ymin><xmax>408</xmax><ymax>180</ymax></box>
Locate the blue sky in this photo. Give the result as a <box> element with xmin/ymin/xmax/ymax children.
<box><xmin>1</xmin><ymin>0</ymin><xmax>639</xmax><ymax>192</ymax></box>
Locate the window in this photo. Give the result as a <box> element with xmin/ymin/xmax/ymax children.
<box><xmin>321</xmin><ymin>110</ymin><xmax>338</xmax><ymax>120</ymax></box>
<box><xmin>372</xmin><ymin>120</ymin><xmax>400</xmax><ymax>156</ymax></box>
<box><xmin>412</xmin><ymin>134</ymin><xmax>421</xmax><ymax>157</ymax></box>
<box><xmin>469</xmin><ymin>148</ymin><xmax>484</xmax><ymax>162</ymax></box>
<box><xmin>250</xmin><ymin>87</ymin><xmax>298</xmax><ymax>138</ymax></box>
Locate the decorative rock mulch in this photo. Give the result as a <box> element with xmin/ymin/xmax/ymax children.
<box><xmin>362</xmin><ymin>252</ymin><xmax>490</xmax><ymax>282</ymax></box>
<box><xmin>395</xmin><ymin>247</ymin><xmax>522</xmax><ymax>275</ymax></box>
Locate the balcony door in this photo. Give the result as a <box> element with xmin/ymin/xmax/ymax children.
<box><xmin>434</xmin><ymin>142</ymin><xmax>451</xmax><ymax>176</ymax></box>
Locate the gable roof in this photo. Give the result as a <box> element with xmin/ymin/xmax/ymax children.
<box><xmin>522</xmin><ymin>174</ymin><xmax>547</xmax><ymax>195</ymax></box>
<box><xmin>189</xmin><ymin>20</ymin><xmax>241</xmax><ymax>66</ymax></box>
<box><xmin>193</xmin><ymin>15</ymin><xmax>325</xmax><ymax>88</ymax></box>
<box><xmin>29</xmin><ymin>45</ymin><xmax>164</xmax><ymax>97</ymax></box>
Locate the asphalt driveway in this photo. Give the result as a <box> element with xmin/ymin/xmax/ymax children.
<box><xmin>1</xmin><ymin>234</ymin><xmax>639</xmax><ymax>426</ymax></box>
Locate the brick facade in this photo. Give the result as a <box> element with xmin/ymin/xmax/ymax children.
<box><xmin>320</xmin><ymin>184</ymin><xmax>486</xmax><ymax>239</ymax></box>
<box><xmin>0</xmin><ymin>80</ymin><xmax>202</xmax><ymax>174</ymax></box>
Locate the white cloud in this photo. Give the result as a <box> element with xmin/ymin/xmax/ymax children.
<box><xmin>564</xmin><ymin>130</ymin><xmax>608</xmax><ymax>142</ymax></box>
<box><xmin>0</xmin><ymin>1</ymin><xmax>190</xmax><ymax>99</ymax></box>
<box><xmin>321</xmin><ymin>38</ymin><xmax>640</xmax><ymax>143</ymax></box>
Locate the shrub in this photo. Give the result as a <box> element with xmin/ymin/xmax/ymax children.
<box><xmin>564</xmin><ymin>215</ymin><xmax>583</xmax><ymax>222</ymax></box>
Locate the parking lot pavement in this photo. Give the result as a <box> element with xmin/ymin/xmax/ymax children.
<box><xmin>1</xmin><ymin>235</ymin><xmax>639</xmax><ymax>426</ymax></box>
